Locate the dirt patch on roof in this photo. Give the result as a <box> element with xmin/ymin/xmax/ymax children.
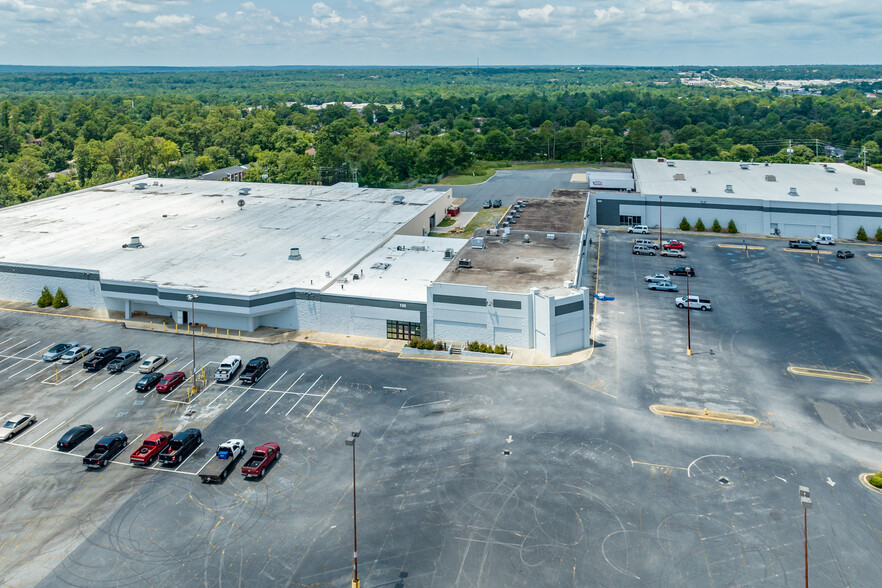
<box><xmin>509</xmin><ymin>189</ymin><xmax>587</xmax><ymax>234</ymax></box>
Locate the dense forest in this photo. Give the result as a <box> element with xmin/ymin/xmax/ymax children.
<box><xmin>1</xmin><ymin>66</ymin><xmax>881</xmax><ymax>207</ymax></box>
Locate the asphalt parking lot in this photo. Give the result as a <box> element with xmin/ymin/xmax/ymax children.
<box><xmin>429</xmin><ymin>168</ymin><xmax>581</xmax><ymax>211</ymax></box>
<box><xmin>2</xmin><ymin>231</ymin><xmax>882</xmax><ymax>586</ymax></box>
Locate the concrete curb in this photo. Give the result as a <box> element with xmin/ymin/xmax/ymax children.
<box><xmin>859</xmin><ymin>473</ymin><xmax>882</xmax><ymax>495</ymax></box>
<box><xmin>650</xmin><ymin>404</ymin><xmax>760</xmax><ymax>427</ymax></box>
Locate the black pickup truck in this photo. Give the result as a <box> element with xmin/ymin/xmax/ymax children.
<box><xmin>239</xmin><ymin>357</ymin><xmax>269</xmax><ymax>385</ymax></box>
<box><xmin>83</xmin><ymin>433</ymin><xmax>128</xmax><ymax>468</ymax></box>
<box><xmin>83</xmin><ymin>347</ymin><xmax>121</xmax><ymax>372</ymax></box>
<box><xmin>788</xmin><ymin>239</ymin><xmax>817</xmax><ymax>250</ymax></box>
<box><xmin>159</xmin><ymin>428</ymin><xmax>202</xmax><ymax>465</ymax></box>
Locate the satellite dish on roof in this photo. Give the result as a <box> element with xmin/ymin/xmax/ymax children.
<box><xmin>237</xmin><ymin>199</ymin><xmax>245</xmax><ymax>210</ymax></box>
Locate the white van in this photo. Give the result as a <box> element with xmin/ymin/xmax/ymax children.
<box><xmin>628</xmin><ymin>225</ymin><xmax>650</xmax><ymax>234</ymax></box>
<box><xmin>813</xmin><ymin>234</ymin><xmax>835</xmax><ymax>245</ymax></box>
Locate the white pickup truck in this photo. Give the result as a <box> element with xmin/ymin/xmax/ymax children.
<box><xmin>675</xmin><ymin>295</ymin><xmax>712</xmax><ymax>311</ymax></box>
<box><xmin>214</xmin><ymin>355</ymin><xmax>241</xmax><ymax>382</ymax></box>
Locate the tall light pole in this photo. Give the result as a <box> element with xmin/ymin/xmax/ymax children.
<box><xmin>186</xmin><ymin>293</ymin><xmax>199</xmax><ymax>394</ymax></box>
<box><xmin>658</xmin><ymin>195</ymin><xmax>663</xmax><ymax>250</ymax></box>
<box><xmin>800</xmin><ymin>486</ymin><xmax>811</xmax><ymax>588</ymax></box>
<box><xmin>345</xmin><ymin>430</ymin><xmax>361</xmax><ymax>588</ymax></box>
<box><xmin>685</xmin><ymin>267</ymin><xmax>692</xmax><ymax>356</ymax></box>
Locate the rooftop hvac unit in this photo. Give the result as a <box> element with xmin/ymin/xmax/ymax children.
<box><xmin>458</xmin><ymin>258</ymin><xmax>472</xmax><ymax>268</ymax></box>
<box><xmin>825</xmin><ymin>166</ymin><xmax>836</xmax><ymax>173</ymax></box>
<box><xmin>500</xmin><ymin>234</ymin><xmax>509</xmax><ymax>243</ymax></box>
<box><xmin>396</xmin><ymin>245</ymin><xmax>406</xmax><ymax>251</ymax></box>
<box><xmin>134</xmin><ymin>182</ymin><xmax>148</xmax><ymax>190</ymax></box>
<box><xmin>853</xmin><ymin>178</ymin><xmax>866</xmax><ymax>186</ymax></box>
<box><xmin>123</xmin><ymin>236</ymin><xmax>144</xmax><ymax>249</ymax></box>
<box><xmin>725</xmin><ymin>185</ymin><xmax>734</xmax><ymax>193</ymax></box>
<box><xmin>411</xmin><ymin>245</ymin><xmax>427</xmax><ymax>251</ymax></box>
<box><xmin>488</xmin><ymin>228</ymin><xmax>499</xmax><ymax>236</ymax></box>
<box><xmin>502</xmin><ymin>221</ymin><xmax>509</xmax><ymax>228</ymax></box>
<box><xmin>470</xmin><ymin>237</ymin><xmax>485</xmax><ymax>249</ymax></box>
<box><xmin>370</xmin><ymin>262</ymin><xmax>391</xmax><ymax>270</ymax></box>
<box><xmin>657</xmin><ymin>157</ymin><xmax>666</xmax><ymax>163</ymax></box>
<box><xmin>503</xmin><ymin>227</ymin><xmax>511</xmax><ymax>236</ymax></box>
<box><xmin>673</xmin><ymin>173</ymin><xmax>685</xmax><ymax>181</ymax></box>
<box><xmin>546</xmin><ymin>233</ymin><xmax>556</xmax><ymax>240</ymax></box>
<box><xmin>288</xmin><ymin>247</ymin><xmax>302</xmax><ymax>261</ymax></box>
<box><xmin>352</xmin><ymin>274</ymin><xmax>359</xmax><ymax>280</ymax></box>
<box><xmin>788</xmin><ymin>187</ymin><xmax>799</xmax><ymax>196</ymax></box>
<box><xmin>765</xmin><ymin>175</ymin><xmax>776</xmax><ymax>182</ymax></box>
<box><xmin>392</xmin><ymin>195</ymin><xmax>405</xmax><ymax>205</ymax></box>
<box><xmin>238</xmin><ymin>187</ymin><xmax>251</xmax><ymax>196</ymax></box>
<box><xmin>740</xmin><ymin>163</ymin><xmax>750</xmax><ymax>170</ymax></box>
<box><xmin>443</xmin><ymin>248</ymin><xmax>454</xmax><ymax>260</ymax></box>
<box><xmin>667</xmin><ymin>161</ymin><xmax>676</xmax><ymax>167</ymax></box>
<box><xmin>523</xmin><ymin>234</ymin><xmax>531</xmax><ymax>243</ymax></box>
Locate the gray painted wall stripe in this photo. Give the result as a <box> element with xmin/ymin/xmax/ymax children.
<box><xmin>492</xmin><ymin>299</ymin><xmax>522</xmax><ymax>309</ymax></box>
<box><xmin>0</xmin><ymin>263</ymin><xmax>100</xmax><ymax>281</ymax></box>
<box><xmin>555</xmin><ymin>300</ymin><xmax>584</xmax><ymax>316</ymax></box>
<box><xmin>597</xmin><ymin>197</ymin><xmax>882</xmax><ymax>218</ymax></box>
<box><xmin>432</xmin><ymin>293</ymin><xmax>487</xmax><ymax>307</ymax></box>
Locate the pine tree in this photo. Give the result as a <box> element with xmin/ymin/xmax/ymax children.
<box><xmin>727</xmin><ymin>219</ymin><xmax>738</xmax><ymax>233</ymax></box>
<box><xmin>857</xmin><ymin>226</ymin><xmax>868</xmax><ymax>241</ymax></box>
<box><xmin>679</xmin><ymin>216</ymin><xmax>691</xmax><ymax>231</ymax></box>
<box><xmin>695</xmin><ymin>218</ymin><xmax>705</xmax><ymax>232</ymax></box>
<box><xmin>875</xmin><ymin>227</ymin><xmax>882</xmax><ymax>241</ymax></box>
<box><xmin>52</xmin><ymin>287</ymin><xmax>69</xmax><ymax>308</ymax></box>
<box><xmin>712</xmin><ymin>219</ymin><xmax>722</xmax><ymax>232</ymax></box>
<box><xmin>37</xmin><ymin>286</ymin><xmax>53</xmax><ymax>308</ymax></box>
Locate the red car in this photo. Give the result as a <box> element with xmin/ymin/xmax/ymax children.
<box><xmin>130</xmin><ymin>431</ymin><xmax>172</xmax><ymax>465</ymax></box>
<box><xmin>663</xmin><ymin>240</ymin><xmax>684</xmax><ymax>250</ymax></box>
<box><xmin>241</xmin><ymin>442</ymin><xmax>281</xmax><ymax>479</ymax></box>
<box><xmin>156</xmin><ymin>371</ymin><xmax>186</xmax><ymax>394</ymax></box>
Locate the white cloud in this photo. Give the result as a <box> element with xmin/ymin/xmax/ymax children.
<box><xmin>594</xmin><ymin>6</ymin><xmax>624</xmax><ymax>23</ymax></box>
<box><xmin>671</xmin><ymin>1</ymin><xmax>715</xmax><ymax>16</ymax></box>
<box><xmin>518</xmin><ymin>4</ymin><xmax>554</xmax><ymax>23</ymax></box>
<box><xmin>76</xmin><ymin>0</ymin><xmax>158</xmax><ymax>14</ymax></box>
<box><xmin>311</xmin><ymin>2</ymin><xmax>341</xmax><ymax>28</ymax></box>
<box><xmin>127</xmin><ymin>13</ymin><xmax>193</xmax><ymax>28</ymax></box>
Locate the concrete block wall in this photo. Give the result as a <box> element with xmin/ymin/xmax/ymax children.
<box><xmin>0</xmin><ymin>264</ymin><xmax>105</xmax><ymax>309</ymax></box>
<box><xmin>427</xmin><ymin>283</ymin><xmax>533</xmax><ymax>349</ymax></box>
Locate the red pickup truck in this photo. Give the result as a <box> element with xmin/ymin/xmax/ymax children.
<box><xmin>130</xmin><ymin>431</ymin><xmax>172</xmax><ymax>465</ymax></box>
<box><xmin>241</xmin><ymin>443</ymin><xmax>280</xmax><ymax>479</ymax></box>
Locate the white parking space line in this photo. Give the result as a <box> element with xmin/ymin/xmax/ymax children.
<box><xmin>80</xmin><ymin>427</ymin><xmax>103</xmax><ymax>444</ymax></box>
<box><xmin>194</xmin><ymin>455</ymin><xmax>216</xmax><ymax>476</ymax></box>
<box><xmin>173</xmin><ymin>446</ymin><xmax>203</xmax><ymax>471</ymax></box>
<box><xmin>9</xmin><ymin>360</ymin><xmax>49</xmax><ymax>378</ymax></box>
<box><xmin>245</xmin><ymin>371</ymin><xmax>288</xmax><ymax>412</ymax></box>
<box><xmin>285</xmin><ymin>375</ymin><xmax>323</xmax><ymax>416</ymax></box>
<box><xmin>108</xmin><ymin>371</ymin><xmax>141</xmax><ymax>393</ymax></box>
<box><xmin>29</xmin><ymin>421</ymin><xmax>68</xmax><ymax>446</ymax></box>
<box><xmin>11</xmin><ymin>419</ymin><xmax>48</xmax><ymax>441</ymax></box>
<box><xmin>6</xmin><ymin>441</ymin><xmax>86</xmax><ymax>458</ymax></box>
<box><xmin>225</xmin><ymin>389</ymin><xmax>250</xmax><ymax>410</ymax></box>
<box><xmin>50</xmin><ymin>368</ymin><xmax>88</xmax><ymax>386</ymax></box>
<box><xmin>305</xmin><ymin>376</ymin><xmax>341</xmax><ymax>420</ymax></box>
<box><xmin>24</xmin><ymin>363</ymin><xmax>57</xmax><ymax>381</ymax></box>
<box><xmin>206</xmin><ymin>384</ymin><xmax>235</xmax><ymax>407</ymax></box>
<box><xmin>265</xmin><ymin>373</ymin><xmax>305</xmax><ymax>414</ymax></box>
<box><xmin>0</xmin><ymin>339</ymin><xmax>28</xmax><ymax>355</ymax></box>
<box><xmin>0</xmin><ymin>337</ymin><xmax>13</xmax><ymax>346</ymax></box>
<box><xmin>1</xmin><ymin>341</ymin><xmax>42</xmax><ymax>362</ymax></box>
<box><xmin>0</xmin><ymin>346</ymin><xmax>42</xmax><ymax>373</ymax></box>
<box><xmin>0</xmin><ymin>412</ymin><xmax>11</xmax><ymax>422</ymax></box>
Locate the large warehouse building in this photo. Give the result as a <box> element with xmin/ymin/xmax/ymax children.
<box><xmin>591</xmin><ymin>159</ymin><xmax>882</xmax><ymax>239</ymax></box>
<box><xmin>0</xmin><ymin>177</ymin><xmax>592</xmax><ymax>357</ymax></box>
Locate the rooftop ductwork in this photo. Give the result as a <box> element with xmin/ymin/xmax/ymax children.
<box><xmin>788</xmin><ymin>187</ymin><xmax>799</xmax><ymax>197</ymax></box>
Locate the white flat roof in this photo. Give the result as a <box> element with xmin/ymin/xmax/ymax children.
<box><xmin>332</xmin><ymin>235</ymin><xmax>467</xmax><ymax>302</ymax></box>
<box><xmin>0</xmin><ymin>178</ymin><xmax>445</xmax><ymax>295</ymax></box>
<box><xmin>633</xmin><ymin>159</ymin><xmax>882</xmax><ymax>205</ymax></box>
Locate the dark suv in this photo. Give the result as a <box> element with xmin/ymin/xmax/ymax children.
<box><xmin>159</xmin><ymin>428</ymin><xmax>202</xmax><ymax>465</ymax></box>
<box><xmin>669</xmin><ymin>266</ymin><xmax>696</xmax><ymax>277</ymax></box>
<box><xmin>107</xmin><ymin>350</ymin><xmax>141</xmax><ymax>373</ymax></box>
<box><xmin>239</xmin><ymin>357</ymin><xmax>270</xmax><ymax>384</ymax></box>
<box><xmin>83</xmin><ymin>347</ymin><xmax>121</xmax><ymax>372</ymax></box>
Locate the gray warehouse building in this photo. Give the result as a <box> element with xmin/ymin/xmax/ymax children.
<box><xmin>591</xmin><ymin>158</ymin><xmax>882</xmax><ymax>239</ymax></box>
<box><xmin>0</xmin><ymin>177</ymin><xmax>592</xmax><ymax>357</ymax></box>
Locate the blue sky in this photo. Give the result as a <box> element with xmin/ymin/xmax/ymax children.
<box><xmin>0</xmin><ymin>0</ymin><xmax>876</xmax><ymax>66</ymax></box>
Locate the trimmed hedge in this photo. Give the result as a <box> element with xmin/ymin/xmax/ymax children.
<box><xmin>408</xmin><ymin>337</ymin><xmax>447</xmax><ymax>351</ymax></box>
<box><xmin>869</xmin><ymin>473</ymin><xmax>882</xmax><ymax>488</ymax></box>
<box><xmin>466</xmin><ymin>341</ymin><xmax>508</xmax><ymax>354</ymax></box>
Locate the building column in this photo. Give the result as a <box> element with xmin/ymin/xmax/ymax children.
<box><xmin>124</xmin><ymin>299</ymin><xmax>132</xmax><ymax>319</ymax></box>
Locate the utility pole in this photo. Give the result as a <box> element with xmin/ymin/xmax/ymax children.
<box><xmin>345</xmin><ymin>430</ymin><xmax>362</xmax><ymax>588</ymax></box>
<box><xmin>862</xmin><ymin>146</ymin><xmax>868</xmax><ymax>170</ymax></box>
<box><xmin>787</xmin><ymin>139</ymin><xmax>793</xmax><ymax>164</ymax></box>
<box><xmin>800</xmin><ymin>486</ymin><xmax>811</xmax><ymax>588</ymax></box>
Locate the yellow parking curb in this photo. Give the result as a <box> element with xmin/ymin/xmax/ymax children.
<box><xmin>0</xmin><ymin>306</ymin><xmax>122</xmax><ymax>324</ymax></box>
<box><xmin>650</xmin><ymin>405</ymin><xmax>759</xmax><ymax>427</ymax></box>
<box><xmin>859</xmin><ymin>473</ymin><xmax>882</xmax><ymax>495</ymax></box>
<box><xmin>868</xmin><ymin>253</ymin><xmax>882</xmax><ymax>258</ymax></box>
<box><xmin>783</xmin><ymin>248</ymin><xmax>831</xmax><ymax>254</ymax></box>
<box><xmin>787</xmin><ymin>366</ymin><xmax>872</xmax><ymax>383</ymax></box>
<box><xmin>716</xmin><ymin>244</ymin><xmax>765</xmax><ymax>250</ymax></box>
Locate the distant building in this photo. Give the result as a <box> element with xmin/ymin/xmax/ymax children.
<box><xmin>198</xmin><ymin>165</ymin><xmax>249</xmax><ymax>182</ymax></box>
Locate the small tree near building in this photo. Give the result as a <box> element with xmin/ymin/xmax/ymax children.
<box><xmin>52</xmin><ymin>287</ymin><xmax>69</xmax><ymax>308</ymax></box>
<box><xmin>875</xmin><ymin>227</ymin><xmax>882</xmax><ymax>241</ymax></box>
<box><xmin>727</xmin><ymin>219</ymin><xmax>738</xmax><ymax>234</ymax></box>
<box><xmin>37</xmin><ymin>286</ymin><xmax>53</xmax><ymax>308</ymax></box>
<box><xmin>712</xmin><ymin>218</ymin><xmax>722</xmax><ymax>232</ymax></box>
<box><xmin>695</xmin><ymin>218</ymin><xmax>706</xmax><ymax>232</ymax></box>
<box><xmin>679</xmin><ymin>217</ymin><xmax>691</xmax><ymax>231</ymax></box>
<box><xmin>857</xmin><ymin>226</ymin><xmax>869</xmax><ymax>241</ymax></box>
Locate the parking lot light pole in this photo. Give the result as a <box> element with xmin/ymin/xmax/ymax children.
<box><xmin>685</xmin><ymin>268</ymin><xmax>692</xmax><ymax>356</ymax></box>
<box><xmin>345</xmin><ymin>430</ymin><xmax>361</xmax><ymax>588</ymax></box>
<box><xmin>186</xmin><ymin>294</ymin><xmax>199</xmax><ymax>394</ymax></box>
<box><xmin>658</xmin><ymin>195</ymin><xmax>663</xmax><ymax>250</ymax></box>
<box><xmin>800</xmin><ymin>486</ymin><xmax>811</xmax><ymax>588</ymax></box>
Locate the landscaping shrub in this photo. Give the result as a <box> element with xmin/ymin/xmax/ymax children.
<box><xmin>727</xmin><ymin>219</ymin><xmax>738</xmax><ymax>233</ymax></box>
<box><xmin>857</xmin><ymin>226</ymin><xmax>869</xmax><ymax>241</ymax></box>
<box><xmin>37</xmin><ymin>286</ymin><xmax>53</xmax><ymax>308</ymax></box>
<box><xmin>695</xmin><ymin>218</ymin><xmax>705</xmax><ymax>232</ymax></box>
<box><xmin>408</xmin><ymin>337</ymin><xmax>447</xmax><ymax>350</ymax></box>
<box><xmin>52</xmin><ymin>287</ymin><xmax>69</xmax><ymax>308</ymax></box>
<box><xmin>869</xmin><ymin>473</ymin><xmax>882</xmax><ymax>488</ymax></box>
<box><xmin>875</xmin><ymin>227</ymin><xmax>882</xmax><ymax>242</ymax></box>
<box><xmin>466</xmin><ymin>341</ymin><xmax>508</xmax><ymax>354</ymax></box>
<box><xmin>433</xmin><ymin>341</ymin><xmax>447</xmax><ymax>351</ymax></box>
<box><xmin>679</xmin><ymin>217</ymin><xmax>691</xmax><ymax>231</ymax></box>
<box><xmin>712</xmin><ymin>219</ymin><xmax>722</xmax><ymax>232</ymax></box>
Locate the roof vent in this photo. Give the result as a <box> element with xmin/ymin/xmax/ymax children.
<box><xmin>673</xmin><ymin>173</ymin><xmax>685</xmax><ymax>181</ymax></box>
<box><xmin>237</xmin><ymin>199</ymin><xmax>245</xmax><ymax>210</ymax></box>
<box><xmin>725</xmin><ymin>184</ymin><xmax>734</xmax><ymax>193</ymax></box>
<box><xmin>411</xmin><ymin>245</ymin><xmax>427</xmax><ymax>252</ymax></box>
<box><xmin>546</xmin><ymin>233</ymin><xmax>556</xmax><ymax>240</ymax></box>
<box><xmin>765</xmin><ymin>175</ymin><xmax>776</xmax><ymax>182</ymax></box>
<box><xmin>371</xmin><ymin>262</ymin><xmax>391</xmax><ymax>270</ymax></box>
<box><xmin>458</xmin><ymin>258</ymin><xmax>472</xmax><ymax>268</ymax></box>
<box><xmin>123</xmin><ymin>236</ymin><xmax>143</xmax><ymax>249</ymax></box>
<box><xmin>288</xmin><ymin>247</ymin><xmax>302</xmax><ymax>261</ymax></box>
<box><xmin>238</xmin><ymin>187</ymin><xmax>251</xmax><ymax>196</ymax></box>
<box><xmin>443</xmin><ymin>248</ymin><xmax>454</xmax><ymax>260</ymax></box>
<box><xmin>657</xmin><ymin>157</ymin><xmax>666</xmax><ymax>163</ymax></box>
<box><xmin>788</xmin><ymin>187</ymin><xmax>799</xmax><ymax>197</ymax></box>
<box><xmin>825</xmin><ymin>166</ymin><xmax>836</xmax><ymax>173</ymax></box>
<box><xmin>691</xmin><ymin>187</ymin><xmax>697</xmax><ymax>192</ymax></box>
<box><xmin>853</xmin><ymin>178</ymin><xmax>866</xmax><ymax>186</ymax></box>
<box><xmin>740</xmin><ymin>163</ymin><xmax>750</xmax><ymax>170</ymax></box>
<box><xmin>392</xmin><ymin>195</ymin><xmax>405</xmax><ymax>205</ymax></box>
<box><xmin>134</xmin><ymin>182</ymin><xmax>148</xmax><ymax>190</ymax></box>
<box><xmin>396</xmin><ymin>245</ymin><xmax>406</xmax><ymax>251</ymax></box>
<box><xmin>764</xmin><ymin>162</ymin><xmax>770</xmax><ymax>166</ymax></box>
<box><xmin>523</xmin><ymin>234</ymin><xmax>531</xmax><ymax>243</ymax></box>
<box><xmin>667</xmin><ymin>161</ymin><xmax>676</xmax><ymax>167</ymax></box>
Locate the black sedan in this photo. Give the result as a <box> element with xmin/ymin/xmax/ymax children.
<box><xmin>669</xmin><ymin>266</ymin><xmax>696</xmax><ymax>277</ymax></box>
<box><xmin>492</xmin><ymin>199</ymin><xmax>502</xmax><ymax>208</ymax></box>
<box><xmin>135</xmin><ymin>372</ymin><xmax>163</xmax><ymax>392</ymax></box>
<box><xmin>57</xmin><ymin>424</ymin><xmax>94</xmax><ymax>450</ymax></box>
<box><xmin>837</xmin><ymin>250</ymin><xmax>854</xmax><ymax>259</ymax></box>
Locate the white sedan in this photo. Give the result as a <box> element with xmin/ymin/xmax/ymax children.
<box><xmin>139</xmin><ymin>355</ymin><xmax>168</xmax><ymax>374</ymax></box>
<box><xmin>644</xmin><ymin>273</ymin><xmax>668</xmax><ymax>283</ymax></box>
<box><xmin>0</xmin><ymin>414</ymin><xmax>36</xmax><ymax>441</ymax></box>
<box><xmin>60</xmin><ymin>345</ymin><xmax>93</xmax><ymax>364</ymax></box>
